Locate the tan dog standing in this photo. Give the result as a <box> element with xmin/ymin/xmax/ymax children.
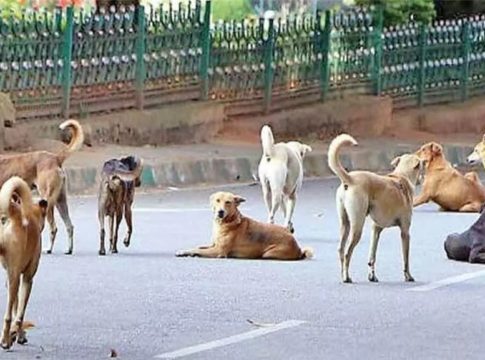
<box><xmin>329</xmin><ymin>134</ymin><xmax>422</xmax><ymax>283</ymax></box>
<box><xmin>0</xmin><ymin>119</ymin><xmax>84</xmax><ymax>254</ymax></box>
<box><xmin>0</xmin><ymin>177</ymin><xmax>48</xmax><ymax>349</ymax></box>
<box><xmin>176</xmin><ymin>191</ymin><xmax>313</xmax><ymax>260</ymax></box>
<box><xmin>258</xmin><ymin>125</ymin><xmax>312</xmax><ymax>233</ymax></box>
<box><xmin>414</xmin><ymin>142</ymin><xmax>485</xmax><ymax>212</ymax></box>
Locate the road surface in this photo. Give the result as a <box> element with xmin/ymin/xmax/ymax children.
<box><xmin>1</xmin><ymin>179</ymin><xmax>484</xmax><ymax>359</ymax></box>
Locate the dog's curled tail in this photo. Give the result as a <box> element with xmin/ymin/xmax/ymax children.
<box><xmin>58</xmin><ymin>119</ymin><xmax>85</xmax><ymax>163</ymax></box>
<box><xmin>261</xmin><ymin>125</ymin><xmax>275</xmax><ymax>159</ymax></box>
<box><xmin>0</xmin><ymin>176</ymin><xmax>33</xmax><ymax>226</ymax></box>
<box><xmin>301</xmin><ymin>247</ymin><xmax>314</xmax><ymax>260</ymax></box>
<box><xmin>112</xmin><ymin>158</ymin><xmax>144</xmax><ymax>182</ymax></box>
<box><xmin>328</xmin><ymin>134</ymin><xmax>357</xmax><ymax>185</ymax></box>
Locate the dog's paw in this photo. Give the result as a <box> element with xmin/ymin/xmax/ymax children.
<box><xmin>64</xmin><ymin>249</ymin><xmax>73</xmax><ymax>255</ymax></box>
<box><xmin>368</xmin><ymin>273</ymin><xmax>379</xmax><ymax>283</ymax></box>
<box><xmin>98</xmin><ymin>249</ymin><xmax>106</xmax><ymax>256</ymax></box>
<box><xmin>175</xmin><ymin>250</ymin><xmax>190</xmax><ymax>257</ymax></box>
<box><xmin>110</xmin><ymin>248</ymin><xmax>118</xmax><ymax>254</ymax></box>
<box><xmin>342</xmin><ymin>277</ymin><xmax>353</xmax><ymax>284</ymax></box>
<box><xmin>405</xmin><ymin>274</ymin><xmax>415</xmax><ymax>282</ymax></box>
<box><xmin>16</xmin><ymin>332</ymin><xmax>27</xmax><ymax>345</ymax></box>
<box><xmin>0</xmin><ymin>336</ymin><xmax>12</xmax><ymax>350</ymax></box>
<box><xmin>123</xmin><ymin>238</ymin><xmax>130</xmax><ymax>248</ymax></box>
<box><xmin>44</xmin><ymin>249</ymin><xmax>52</xmax><ymax>255</ymax></box>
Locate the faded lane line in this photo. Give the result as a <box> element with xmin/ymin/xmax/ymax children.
<box><xmin>407</xmin><ymin>269</ymin><xmax>485</xmax><ymax>292</ymax></box>
<box><xmin>154</xmin><ymin>320</ymin><xmax>306</xmax><ymax>359</ymax></box>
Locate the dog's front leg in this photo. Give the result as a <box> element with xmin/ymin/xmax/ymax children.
<box><xmin>176</xmin><ymin>245</ymin><xmax>229</xmax><ymax>258</ymax></box>
<box><xmin>98</xmin><ymin>209</ymin><xmax>106</xmax><ymax>256</ymax></box>
<box><xmin>1</xmin><ymin>274</ymin><xmax>20</xmax><ymax>350</ymax></box>
<box><xmin>413</xmin><ymin>192</ymin><xmax>430</xmax><ymax>207</ymax></box>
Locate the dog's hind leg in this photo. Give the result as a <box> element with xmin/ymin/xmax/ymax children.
<box><xmin>123</xmin><ymin>202</ymin><xmax>133</xmax><ymax>248</ymax></box>
<box><xmin>283</xmin><ymin>192</ymin><xmax>297</xmax><ymax>233</ymax></box>
<box><xmin>45</xmin><ymin>204</ymin><xmax>57</xmax><ymax>255</ymax></box>
<box><xmin>262</xmin><ymin>244</ymin><xmax>301</xmax><ymax>260</ymax></box>
<box><xmin>261</xmin><ymin>181</ymin><xmax>272</xmax><ymax>222</ymax></box>
<box><xmin>400</xmin><ymin>225</ymin><xmax>415</xmax><ymax>282</ymax></box>
<box><xmin>459</xmin><ymin>202</ymin><xmax>482</xmax><ymax>213</ymax></box>
<box><xmin>1</xmin><ymin>274</ymin><xmax>20</xmax><ymax>349</ymax></box>
<box><xmin>111</xmin><ymin>210</ymin><xmax>122</xmax><ymax>254</ymax></box>
<box><xmin>368</xmin><ymin>223</ymin><xmax>383</xmax><ymax>282</ymax></box>
<box><xmin>336</xmin><ymin>191</ymin><xmax>350</xmax><ymax>282</ymax></box>
<box><xmin>13</xmin><ymin>274</ymin><xmax>34</xmax><ymax>345</ymax></box>
<box><xmin>56</xmin><ymin>185</ymin><xmax>74</xmax><ymax>255</ymax></box>
<box><xmin>342</xmin><ymin>195</ymin><xmax>368</xmax><ymax>283</ymax></box>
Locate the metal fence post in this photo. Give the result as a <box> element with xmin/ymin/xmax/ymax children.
<box><xmin>263</xmin><ymin>14</ymin><xmax>275</xmax><ymax>113</ymax></box>
<box><xmin>417</xmin><ymin>23</ymin><xmax>426</xmax><ymax>107</ymax></box>
<box><xmin>61</xmin><ymin>6</ymin><xmax>74</xmax><ymax>119</ymax></box>
<box><xmin>135</xmin><ymin>5</ymin><xmax>146</xmax><ymax>110</ymax></box>
<box><xmin>373</xmin><ymin>5</ymin><xmax>384</xmax><ymax>96</ymax></box>
<box><xmin>200</xmin><ymin>0</ymin><xmax>211</xmax><ymax>101</ymax></box>
<box><xmin>320</xmin><ymin>10</ymin><xmax>331</xmax><ymax>101</ymax></box>
<box><xmin>461</xmin><ymin>21</ymin><xmax>471</xmax><ymax>102</ymax></box>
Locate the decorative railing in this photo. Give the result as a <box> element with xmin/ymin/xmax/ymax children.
<box><xmin>0</xmin><ymin>1</ymin><xmax>483</xmax><ymax>119</ymax></box>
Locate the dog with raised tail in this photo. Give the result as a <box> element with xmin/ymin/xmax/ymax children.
<box><xmin>0</xmin><ymin>176</ymin><xmax>48</xmax><ymax>350</ymax></box>
<box><xmin>258</xmin><ymin>125</ymin><xmax>312</xmax><ymax>233</ymax></box>
<box><xmin>0</xmin><ymin>119</ymin><xmax>84</xmax><ymax>255</ymax></box>
<box><xmin>329</xmin><ymin>134</ymin><xmax>422</xmax><ymax>283</ymax></box>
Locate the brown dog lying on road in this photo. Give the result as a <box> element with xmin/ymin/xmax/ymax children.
<box><xmin>0</xmin><ymin>119</ymin><xmax>84</xmax><ymax>254</ymax></box>
<box><xmin>176</xmin><ymin>191</ymin><xmax>313</xmax><ymax>260</ymax></box>
<box><xmin>98</xmin><ymin>156</ymin><xmax>143</xmax><ymax>256</ymax></box>
<box><xmin>414</xmin><ymin>142</ymin><xmax>485</xmax><ymax>212</ymax></box>
<box><xmin>0</xmin><ymin>177</ymin><xmax>48</xmax><ymax>350</ymax></box>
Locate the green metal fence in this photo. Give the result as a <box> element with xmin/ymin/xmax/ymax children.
<box><xmin>0</xmin><ymin>2</ymin><xmax>484</xmax><ymax>119</ymax></box>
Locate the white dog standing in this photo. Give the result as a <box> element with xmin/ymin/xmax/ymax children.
<box><xmin>258</xmin><ymin>125</ymin><xmax>312</xmax><ymax>232</ymax></box>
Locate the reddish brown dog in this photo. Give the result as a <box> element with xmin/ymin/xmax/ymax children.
<box><xmin>176</xmin><ymin>191</ymin><xmax>313</xmax><ymax>260</ymax></box>
<box><xmin>0</xmin><ymin>177</ymin><xmax>48</xmax><ymax>350</ymax></box>
<box><xmin>414</xmin><ymin>142</ymin><xmax>485</xmax><ymax>212</ymax></box>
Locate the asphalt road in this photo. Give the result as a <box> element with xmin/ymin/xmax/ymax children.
<box><xmin>1</xmin><ymin>178</ymin><xmax>485</xmax><ymax>360</ymax></box>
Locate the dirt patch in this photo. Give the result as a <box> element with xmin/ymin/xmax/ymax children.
<box><xmin>220</xmin><ymin>95</ymin><xmax>392</xmax><ymax>142</ymax></box>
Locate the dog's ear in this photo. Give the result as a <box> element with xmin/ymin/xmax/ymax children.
<box><xmin>390</xmin><ymin>156</ymin><xmax>401</xmax><ymax>168</ymax></box>
<box><xmin>302</xmin><ymin>145</ymin><xmax>312</xmax><ymax>157</ymax></box>
<box><xmin>233</xmin><ymin>195</ymin><xmax>246</xmax><ymax>206</ymax></box>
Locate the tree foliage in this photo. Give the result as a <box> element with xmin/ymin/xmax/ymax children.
<box><xmin>355</xmin><ymin>0</ymin><xmax>436</xmax><ymax>26</ymax></box>
<box><xmin>212</xmin><ymin>0</ymin><xmax>255</xmax><ymax>21</ymax></box>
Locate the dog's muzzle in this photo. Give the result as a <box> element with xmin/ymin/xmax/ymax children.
<box><xmin>217</xmin><ymin>210</ymin><xmax>225</xmax><ymax>219</ymax></box>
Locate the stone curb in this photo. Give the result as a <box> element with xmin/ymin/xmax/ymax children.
<box><xmin>64</xmin><ymin>144</ymin><xmax>475</xmax><ymax>195</ymax></box>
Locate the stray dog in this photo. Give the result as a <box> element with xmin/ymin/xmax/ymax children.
<box><xmin>0</xmin><ymin>119</ymin><xmax>83</xmax><ymax>255</ymax></box>
<box><xmin>175</xmin><ymin>191</ymin><xmax>313</xmax><ymax>260</ymax></box>
<box><xmin>98</xmin><ymin>156</ymin><xmax>143</xmax><ymax>256</ymax></box>
<box><xmin>414</xmin><ymin>142</ymin><xmax>485</xmax><ymax>212</ymax></box>
<box><xmin>329</xmin><ymin>134</ymin><xmax>422</xmax><ymax>283</ymax></box>
<box><xmin>467</xmin><ymin>134</ymin><xmax>485</xmax><ymax>169</ymax></box>
<box><xmin>0</xmin><ymin>177</ymin><xmax>48</xmax><ymax>349</ymax></box>
<box><xmin>258</xmin><ymin>125</ymin><xmax>312</xmax><ymax>232</ymax></box>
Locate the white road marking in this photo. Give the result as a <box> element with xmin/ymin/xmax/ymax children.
<box><xmin>154</xmin><ymin>320</ymin><xmax>306</xmax><ymax>359</ymax></box>
<box><xmin>133</xmin><ymin>208</ymin><xmax>207</xmax><ymax>213</ymax></box>
<box><xmin>407</xmin><ymin>269</ymin><xmax>485</xmax><ymax>292</ymax></box>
